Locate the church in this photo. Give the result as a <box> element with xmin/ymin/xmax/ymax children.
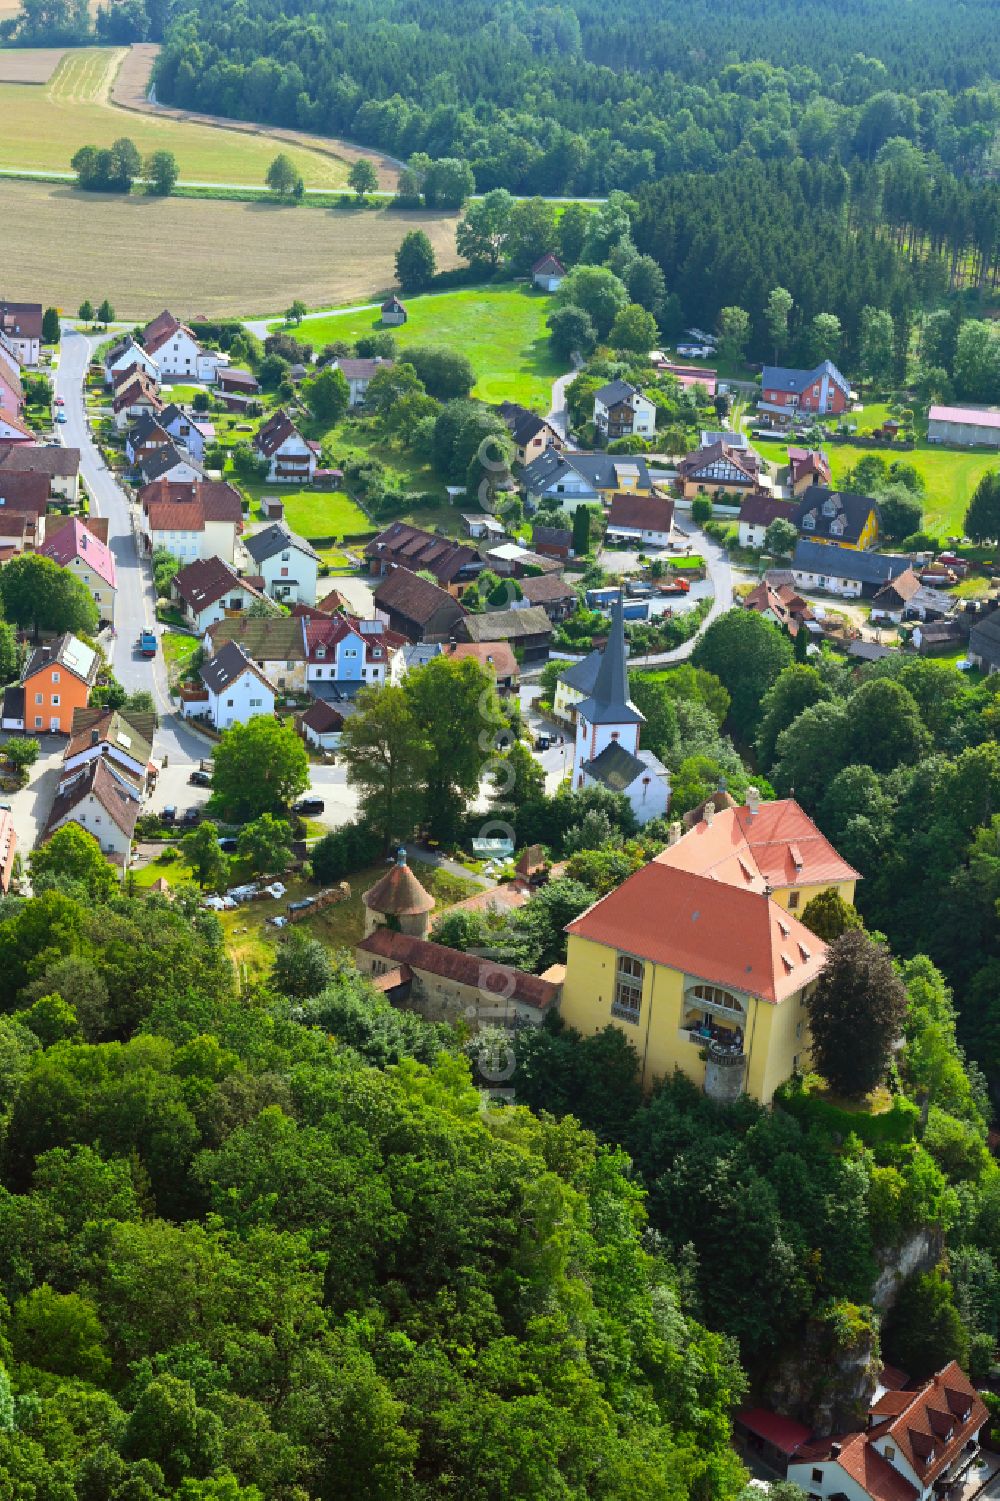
<box><xmin>571</xmin><ymin>591</ymin><xmax>670</xmax><ymax>825</ymax></box>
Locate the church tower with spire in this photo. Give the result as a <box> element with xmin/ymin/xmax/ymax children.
<box><xmin>570</xmin><ymin>590</ymin><xmax>670</xmax><ymax>824</ymax></box>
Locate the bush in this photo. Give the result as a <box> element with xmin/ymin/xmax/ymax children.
<box><xmin>775</xmin><ymin>1073</ymin><xmax>919</xmax><ymax>1146</ymax></box>
<box><xmin>691</xmin><ymin>494</ymin><xmax>713</xmax><ymax>524</ymax></box>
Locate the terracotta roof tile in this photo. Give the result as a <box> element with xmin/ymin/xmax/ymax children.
<box><xmin>357</xmin><ymin>926</ymin><xmax>560</xmax><ymax>1009</ymax></box>
<box><xmin>656</xmin><ymin>797</ymin><xmax>858</xmax><ymax>890</ymax></box>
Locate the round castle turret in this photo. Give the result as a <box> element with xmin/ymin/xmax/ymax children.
<box><xmin>362</xmin><ymin>848</ymin><xmax>435</xmax><ymax>939</ymax></box>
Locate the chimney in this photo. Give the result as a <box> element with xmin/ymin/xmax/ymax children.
<box><xmin>704</xmin><ymin>801</ymin><xmax>715</xmax><ymax>827</ymax></box>
<box><xmin>746</xmin><ymin>785</ymin><xmax>760</xmax><ymax>817</ymax></box>
<box><xmin>668</xmin><ymin>821</ymin><xmax>682</xmax><ymax>846</ymax></box>
<box><xmin>830</xmin><ymin>1443</ymin><xmax>841</xmax><ymax>1459</ymax></box>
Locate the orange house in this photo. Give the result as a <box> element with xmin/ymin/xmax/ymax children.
<box><xmin>22</xmin><ymin>633</ymin><xmax>99</xmax><ymax>734</ymax></box>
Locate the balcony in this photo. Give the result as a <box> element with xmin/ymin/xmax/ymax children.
<box><xmin>704</xmin><ymin>1038</ymin><xmax>747</xmax><ymax>1104</ymax></box>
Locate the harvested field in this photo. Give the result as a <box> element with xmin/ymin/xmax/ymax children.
<box><xmin>0</xmin><ymin>47</ymin><xmax>68</xmax><ymax>83</ymax></box>
<box><xmin>0</xmin><ymin>178</ymin><xmax>459</xmax><ymax>317</ymax></box>
<box><xmin>115</xmin><ymin>44</ymin><xmax>401</xmax><ymax>192</ymax></box>
<box><xmin>0</xmin><ymin>47</ymin><xmax>350</xmax><ymax>186</ymax></box>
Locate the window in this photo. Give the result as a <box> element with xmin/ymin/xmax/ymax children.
<box><xmin>250</xmin><ymin>697</ymin><xmax>261</xmax><ymax>707</ymax></box>
<box><xmin>226</xmin><ymin>698</ymin><xmax>234</xmax><ymax>707</ymax></box>
<box><xmin>811</xmin><ymin>1470</ymin><xmax>823</xmax><ymax>1484</ymax></box>
<box><xmin>796</xmin><ymin>1021</ymin><xmax>802</xmax><ymax>1039</ymax></box>
<box><xmin>51</xmin><ymin>695</ymin><xmax>60</xmax><ymax>707</ymax></box>
<box><xmin>788</xmin><ymin>890</ymin><xmax>800</xmax><ymax>909</ymax></box>
<box><xmin>690</xmin><ymin>983</ymin><xmax>742</xmax><ymax>1013</ymax></box>
<box><xmin>884</xmin><ymin>1446</ymin><xmax>895</xmax><ymax>1460</ymax></box>
<box><xmin>52</xmin><ymin>671</ymin><xmax>60</xmax><ymax>683</ymax></box>
<box><xmin>34</xmin><ymin>715</ymin><xmax>41</xmax><ymax>727</ymax></box>
<box><xmin>612</xmin><ymin>955</ymin><xmax>643</xmax><ymax>1023</ymax></box>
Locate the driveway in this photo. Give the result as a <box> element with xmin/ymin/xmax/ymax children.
<box><xmin>1</xmin><ymin>733</ymin><xmax>65</xmax><ymax>855</ymax></box>
<box><xmin>547</xmin><ymin>366</ymin><xmax>579</xmax><ymax>445</ymax></box>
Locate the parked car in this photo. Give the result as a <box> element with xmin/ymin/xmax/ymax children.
<box><xmin>217</xmin><ymin>837</ymin><xmax>238</xmax><ymax>853</ymax></box>
<box><xmin>292</xmin><ymin>797</ymin><xmax>325</xmax><ymax>816</ymax></box>
<box><xmin>189</xmin><ymin>768</ymin><xmax>212</xmax><ymax>787</ymax></box>
<box><xmin>181</xmin><ymin>807</ymin><xmax>201</xmax><ymax>825</ymax></box>
<box><xmin>55</xmin><ymin>411</ymin><xmax>67</xmax><ymax>423</ymax></box>
<box><xmin>287</xmin><ymin>896</ymin><xmax>315</xmax><ymax>913</ymax></box>
<box><xmin>161</xmin><ymin>806</ymin><xmax>176</xmax><ymax>824</ymax></box>
<box><xmin>54</xmin><ymin>396</ymin><xmax>65</xmax><ymax>406</ymax></box>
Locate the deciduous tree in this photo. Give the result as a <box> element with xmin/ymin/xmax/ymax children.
<box><xmin>455</xmin><ymin>188</ymin><xmax>515</xmax><ymax>268</ymax></box>
<box><xmin>29</xmin><ymin>824</ymin><xmax>117</xmax><ymax>901</ymax></box>
<box><xmin>394</xmin><ymin>229</ymin><xmax>436</xmax><ymax>290</ymax></box>
<box><xmin>807</xmin><ymin>930</ymin><xmax>908</xmax><ymax>1096</ymax></box>
<box><xmin>212</xmin><ymin>719</ymin><xmax>309</xmax><ymax>820</ymax></box>
<box><xmin>347</xmin><ymin>158</ymin><xmax>378</xmax><ymax>199</ymax></box>
<box><xmin>0</xmin><ymin>553</ymin><xmax>98</xmax><ymax>639</ymax></box>
<box><xmin>180</xmin><ymin>821</ymin><xmax>230</xmax><ymax>891</ymax></box>
<box><xmin>339</xmin><ymin>683</ymin><xmax>431</xmax><ymax>848</ymax></box>
<box><xmin>236</xmin><ymin>814</ymin><xmax>292</xmax><ymax>876</ymax></box>
<box><xmin>145</xmin><ymin>149</ymin><xmax>178</xmax><ymax>195</ymax></box>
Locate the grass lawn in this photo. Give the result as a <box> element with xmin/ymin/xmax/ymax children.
<box><xmin>749</xmin><ymin>431</ymin><xmax>999</xmax><ymax>538</ymax></box>
<box><xmin>218</xmin><ymin>861</ymin><xmax>480</xmax><ymax>982</ymax></box>
<box><xmin>241</xmin><ymin>481</ymin><xmax>373</xmax><ymax>537</ymax></box>
<box><xmin>162</xmin><ymin>630</ymin><xmax>200</xmax><ymax>685</ymax></box>
<box><xmin>0</xmin><ymin>47</ymin><xmax>349</xmax><ymax>188</ymax></box>
<box><xmin>274</xmin><ymin>284</ymin><xmax>563</xmax><ymax>410</ymax></box>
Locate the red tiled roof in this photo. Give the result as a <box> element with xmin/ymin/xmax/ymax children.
<box><xmin>143</xmin><ymin>309</ymin><xmax>196</xmax><ymax>357</ymax></box>
<box><xmin>173</xmin><ymin>555</ymin><xmax>261</xmax><ymax>611</ymax></box>
<box><xmin>738</xmin><ymin>493</ymin><xmax>795</xmax><ymax>527</ymax></box>
<box><xmin>736</xmin><ymin>1408</ymin><xmax>810</xmax><ymax>1456</ymax></box>
<box><xmin>880</xmin><ymin>1362</ymin><xmax>987</xmax><ymax>1488</ymax></box>
<box><xmin>656</xmin><ymin>797</ymin><xmax>858</xmax><ymax>891</ymax></box>
<box><xmin>794</xmin><ymin>1431</ymin><xmax>917</xmax><ymax>1501</ymax></box>
<box><xmin>298</xmin><ymin>699</ymin><xmax>344</xmax><ymax>733</ymax></box>
<box><xmin>445</xmin><ymin>641</ymin><xmax>519</xmax><ymax>678</ymax></box>
<box><xmin>254</xmin><ymin>409</ymin><xmax>302</xmax><ymax>458</ymax></box>
<box><xmin>363</xmin><ymin>859</ymin><xmax>435</xmax><ymax>916</ymax></box>
<box><xmin>141</xmin><ymin>479</ymin><xmax>243</xmax><ymax>533</ymax></box>
<box><xmin>0</xmin><ymin>469</ymin><xmax>49</xmax><ymax>516</ymax></box>
<box><xmin>567</xmin><ymin>860</ymin><xmax>827</xmax><ymax>1004</ymax></box>
<box><xmin>607</xmin><ymin>492</ymin><xmax>676</xmax><ymax>532</ymax></box>
<box><xmin>357</xmin><ymin>926</ymin><xmax>561</xmax><ymax>1010</ymax></box>
<box><xmin>40</xmin><ymin>517</ymin><xmax>117</xmax><ymax>589</ymax></box>
<box><xmin>113</xmin><ymin>371</ymin><xmax>162</xmax><ymax>413</ymax></box>
<box><xmin>0</xmin><ymin>443</ymin><xmax>79</xmax><ymax>479</ymax></box>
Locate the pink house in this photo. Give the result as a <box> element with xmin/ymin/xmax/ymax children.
<box><xmin>41</xmin><ymin>517</ymin><xmax>118</xmax><ymax>625</ymax></box>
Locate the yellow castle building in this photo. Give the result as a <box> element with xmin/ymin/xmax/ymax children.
<box><xmin>558</xmin><ymin>793</ymin><xmax>858</xmax><ymax>1102</ymax></box>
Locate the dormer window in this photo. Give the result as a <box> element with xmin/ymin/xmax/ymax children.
<box><xmin>830</xmin><ymin>517</ymin><xmax>844</xmax><ymax>535</ymax></box>
<box><xmin>803</xmin><ymin>513</ymin><xmax>815</xmax><ymax>529</ymax></box>
<box><xmin>315</xmin><ymin>646</ymin><xmax>326</xmax><ymax>659</ymax></box>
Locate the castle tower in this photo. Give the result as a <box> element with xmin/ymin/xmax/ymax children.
<box><xmin>572</xmin><ymin>589</ymin><xmax>645</xmax><ymax>789</ymax></box>
<box><xmin>362</xmin><ymin>848</ymin><xmax>436</xmax><ymax>939</ymax></box>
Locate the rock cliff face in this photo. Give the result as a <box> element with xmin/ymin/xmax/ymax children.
<box><xmin>765</xmin><ymin>1303</ymin><xmax>881</xmax><ymax>1436</ymax></box>
<box><xmin>763</xmin><ymin>1231</ymin><xmax>944</xmax><ymax>1436</ymax></box>
<box><xmin>870</xmin><ymin>1228</ymin><xmax>944</xmax><ymax>1312</ymax></box>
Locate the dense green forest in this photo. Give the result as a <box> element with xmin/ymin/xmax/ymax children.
<box><xmin>16</xmin><ymin>0</ymin><xmax>990</xmax><ymax>195</ymax></box>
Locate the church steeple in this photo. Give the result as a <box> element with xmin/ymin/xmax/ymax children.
<box><xmin>575</xmin><ymin>589</ymin><xmax>644</xmax><ymax>727</ymax></box>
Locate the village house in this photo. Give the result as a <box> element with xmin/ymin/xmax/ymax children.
<box><xmin>113</xmin><ymin>371</ymin><xmax>163</xmax><ymax>430</ymax></box>
<box><xmin>462</xmin><ymin>512</ymin><xmax>506</xmax><ymax>543</ymax></box>
<box><xmin>0</xmin><ymin>442</ymin><xmax>81</xmax><ymax>503</ymax></box>
<box><xmin>0</xmin><ymin>301</ymin><xmax>42</xmax><ymax>366</ymax></box>
<box><xmin>592</xmin><ymin>379</ymin><xmax>656</xmax><ymax>440</ymax></box>
<box><xmin>759</xmin><ymin>359</ymin><xmax>851</xmax><ymax>421</ymax></box>
<box><xmin>481</xmin><ymin>540</ymin><xmax>561</xmax><ymax>579</ymax></box>
<box><xmin>44</xmin><ymin>759</ymin><xmax>141</xmax><ymax>872</ymax></box>
<box><xmin>372</xmin><ymin>566</ymin><xmax>468</xmax><ymax>642</ymax></box>
<box><xmin>0</xmin><ymin>512</ymin><xmax>30</xmax><ymax>561</ymax></box>
<box><xmin>159</xmin><ymin>403</ymin><xmax>214</xmax><ymax>464</ymax></box>
<box><xmin>0</xmin><ymin>335</ymin><xmax>24</xmax><ymax>421</ymax></box>
<box><xmin>40</xmin><ymin>517</ymin><xmax>117</xmax><ymax>625</ymax></box>
<box><xmin>139</xmin><ymin>443</ymin><xmax>204</xmax><ymax>487</ymax></box>
<box><xmin>380</xmin><ymin>295</ymin><xmax>407</xmax><ymax>326</ymax></box>
<box><xmin>365</xmin><ymin>520</ymin><xmax>481</xmax><ymax>590</ymax></box>
<box><xmin>792</xmin><ymin>539</ymin><xmax>910</xmax><ymax>598</ymax></box>
<box><xmin>518</xmin><ymin>572</ymin><xmax>576</xmax><ymax>621</ymax></box>
<box><xmin>304</xmin><ymin>613</ymin><xmax>406</xmax><ymax>692</ymax></box>
<box><xmin>559</xmin><ymin>791</ymin><xmax>858</xmax><ymax>1099</ymax></box>
<box><xmin>171</xmin><ymin>555</ymin><xmax>269</xmax><ymax>633</ymax></box>
<box><xmin>445</xmin><ymin>640</ymin><xmax>519</xmax><ymax>693</ymax></box>
<box><xmin>522</xmin><ymin>449</ymin><xmax>652</xmax><ymax>511</ymax></box>
<box><xmin>787</xmin><ymin>1362</ymin><xmax>986</xmax><ymax>1501</ymax></box>
<box><xmin>787</xmin><ymin>446</ymin><xmax>832</xmax><ymax>494</ymax></box>
<box><xmin>178</xmin><ymin>641</ymin><xmax>278</xmax><ymax>730</ymax></box>
<box><xmin>297</xmin><ymin>698</ymin><xmax>345</xmax><ymax>752</ymax></box>
<box><xmin>330</xmin><ymin>355</ymin><xmax>394</xmax><ymax>407</ymax></box>
<box><xmin>126</xmin><ymin>415</ymin><xmax>174</xmax><ymax>470</ymax></box>
<box><xmin>62</xmin><ymin>706</ymin><xmax>156</xmax><ymax>796</ymax></box>
<box><xmin>217</xmin><ymin>367</ymin><xmax>260</xmax><ymax>402</ymax></box>
<box><xmin>244</xmin><ymin>521</ymin><xmax>320</xmax><ymax>606</ymax></box>
<box><xmin>104</xmin><ymin>335</ymin><xmax>160</xmax><ymax>390</ymax></box>
<box><xmin>677</xmin><ymin>438</ymin><xmax>767</xmax><ymax>499</ymax></box>
<box><xmin>530</xmin><ymin>522</ymin><xmax>572</xmax><ymax>559</ymax></box>
<box><xmin>793</xmin><ymin>487</ymin><xmax>879</xmax><ymax>550</ymax></box>
<box><xmin>0</xmin><ymin>469</ymin><xmax>51</xmax><ymax>546</ymax></box>
<box><xmin>498</xmin><ymin>402</ymin><xmax>566</xmax><ymax>466</ymax></box>
<box><xmin>531</xmin><ymin>253</ymin><xmax>566</xmax><ymax>291</ymax></box>
<box><xmin>0</xmin><ymin>408</ymin><xmax>35</xmax><ymax>446</ymax></box>
<box><xmin>870</xmin><ymin>568</ymin><xmax>948</xmax><ymax>625</ymax></box>
<box><xmin>253</xmin><ymin>409</ymin><xmax>317</xmax><ymax>484</ymax></box>
<box><xmin>605</xmin><ymin>491</ymin><xmax>675</xmax><ymax>548</ymax></box>
<box><xmin>140</xmin><ymin>478</ymin><xmax>244</xmax><ymax>565</ymax></box>
<box><xmin>969</xmin><ymin>609</ymin><xmax>1000</xmax><ymax>672</ymax></box>
<box><xmin>0</xmin><ymin>806</ymin><xmax>15</xmax><ymax>893</ymax></box>
<box><xmin>142</xmin><ymin>310</ymin><xmax>226</xmax><ymax>383</ymax></box>
<box><xmin>742</xmin><ymin>579</ymin><xmax>815</xmax><ymax>637</ymax></box>
<box><xmin>570</xmin><ymin>592</ymin><xmax>670</xmax><ymax>824</ymax></box>
<box><xmin>737</xmin><ymin>493</ymin><xmax>797</xmax><ymax>548</ymax></box>
<box><xmin>910</xmin><ymin>618</ymin><xmax>968</xmax><ymax>656</ymax></box>
<box><xmin>19</xmin><ymin>632</ymin><xmax>99</xmax><ymax>735</ymax></box>
<box><xmin>457</xmin><ymin>605</ymin><xmax>553</xmax><ymax>662</ymax></box>
<box><xmin>204</xmin><ymin>615</ymin><xmax>308</xmax><ymax>693</ymax></box>
<box><xmin>927</xmin><ymin>403</ymin><xmax>1000</xmax><ymax>449</ymax></box>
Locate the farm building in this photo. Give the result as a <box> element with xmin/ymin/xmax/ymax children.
<box><xmin>927</xmin><ymin>404</ymin><xmax>1000</xmax><ymax>448</ymax></box>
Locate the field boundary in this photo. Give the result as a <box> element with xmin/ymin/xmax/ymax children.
<box><xmin>110</xmin><ymin>44</ymin><xmax>402</xmax><ymax>192</ymax></box>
